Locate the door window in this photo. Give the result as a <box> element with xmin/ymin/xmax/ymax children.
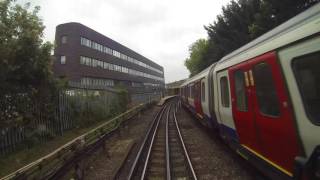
<box><xmin>234</xmin><ymin>70</ymin><xmax>248</xmax><ymax>111</ymax></box>
<box><xmin>220</xmin><ymin>77</ymin><xmax>230</xmax><ymax>107</ymax></box>
<box><xmin>201</xmin><ymin>82</ymin><xmax>205</xmax><ymax>102</ymax></box>
<box><xmin>253</xmin><ymin>63</ymin><xmax>280</xmax><ymax>117</ymax></box>
<box><xmin>292</xmin><ymin>51</ymin><xmax>320</xmax><ymax>125</ymax></box>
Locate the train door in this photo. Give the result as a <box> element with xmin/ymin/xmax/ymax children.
<box><xmin>188</xmin><ymin>84</ymin><xmax>193</xmax><ymax>106</ymax></box>
<box><xmin>216</xmin><ymin>70</ymin><xmax>237</xmax><ymax>140</ymax></box>
<box><xmin>251</xmin><ymin>52</ymin><xmax>299</xmax><ymax>174</ymax></box>
<box><xmin>194</xmin><ymin>81</ymin><xmax>203</xmax><ymax>116</ymax></box>
<box><xmin>278</xmin><ymin>36</ymin><xmax>320</xmax><ymax>157</ymax></box>
<box><xmin>228</xmin><ymin>62</ymin><xmax>259</xmax><ymax>151</ymax></box>
<box><xmin>230</xmin><ymin>52</ymin><xmax>299</xmax><ymax>175</ymax></box>
<box><xmin>201</xmin><ymin>78</ymin><xmax>209</xmax><ymax>117</ymax></box>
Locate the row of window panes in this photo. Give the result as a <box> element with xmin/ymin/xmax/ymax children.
<box><xmin>143</xmin><ymin>83</ymin><xmax>161</xmax><ymax>87</ymax></box>
<box><xmin>80</xmin><ymin>37</ymin><xmax>163</xmax><ymax>75</ymax></box>
<box><xmin>81</xmin><ymin>77</ymin><xmax>114</xmax><ymax>87</ymax></box>
<box><xmin>131</xmin><ymin>82</ymin><xmax>161</xmax><ymax>87</ymax></box>
<box><xmin>80</xmin><ymin>56</ymin><xmax>164</xmax><ymax>81</ymax></box>
<box><xmin>132</xmin><ymin>82</ymin><xmax>143</xmax><ymax>87</ymax></box>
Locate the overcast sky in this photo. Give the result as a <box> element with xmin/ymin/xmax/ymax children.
<box><xmin>19</xmin><ymin>0</ymin><xmax>230</xmax><ymax>83</ymax></box>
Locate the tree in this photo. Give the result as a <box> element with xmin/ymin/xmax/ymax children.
<box><xmin>184</xmin><ymin>0</ymin><xmax>319</xmax><ymax>76</ymax></box>
<box><xmin>0</xmin><ymin>0</ymin><xmax>60</xmax><ymax>127</ymax></box>
<box><xmin>0</xmin><ymin>0</ymin><xmax>57</xmax><ymax>96</ymax></box>
<box><xmin>249</xmin><ymin>0</ymin><xmax>319</xmax><ymax>38</ymax></box>
<box><xmin>205</xmin><ymin>0</ymin><xmax>262</xmax><ymax>62</ymax></box>
<box><xmin>184</xmin><ymin>39</ymin><xmax>209</xmax><ymax>77</ymax></box>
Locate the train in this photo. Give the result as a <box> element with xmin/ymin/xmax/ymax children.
<box><xmin>179</xmin><ymin>3</ymin><xmax>320</xmax><ymax>180</ymax></box>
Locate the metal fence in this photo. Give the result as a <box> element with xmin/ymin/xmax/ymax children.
<box><xmin>131</xmin><ymin>92</ymin><xmax>162</xmax><ymax>106</ymax></box>
<box><xmin>0</xmin><ymin>88</ymin><xmax>161</xmax><ymax>156</ymax></box>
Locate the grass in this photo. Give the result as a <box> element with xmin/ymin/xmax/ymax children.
<box><xmin>0</xmin><ymin>120</ymin><xmax>110</xmax><ymax>178</ymax></box>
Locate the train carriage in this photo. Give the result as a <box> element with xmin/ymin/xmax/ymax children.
<box><xmin>180</xmin><ymin>3</ymin><xmax>320</xmax><ymax>180</ymax></box>
<box><xmin>181</xmin><ymin>64</ymin><xmax>218</xmax><ymax>128</ymax></box>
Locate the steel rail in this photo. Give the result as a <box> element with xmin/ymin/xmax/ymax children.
<box><xmin>126</xmin><ymin>104</ymin><xmax>167</xmax><ymax>180</ymax></box>
<box><xmin>173</xmin><ymin>102</ymin><xmax>198</xmax><ymax>180</ymax></box>
<box><xmin>140</xmin><ymin>104</ymin><xmax>170</xmax><ymax>180</ymax></box>
<box><xmin>127</xmin><ymin>103</ymin><xmax>169</xmax><ymax>180</ymax></box>
<box><xmin>166</xmin><ymin>104</ymin><xmax>172</xmax><ymax>180</ymax></box>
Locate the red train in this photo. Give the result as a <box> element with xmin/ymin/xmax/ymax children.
<box><xmin>180</xmin><ymin>4</ymin><xmax>320</xmax><ymax>180</ymax></box>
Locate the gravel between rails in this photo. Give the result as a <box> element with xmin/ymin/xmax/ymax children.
<box><xmin>177</xmin><ymin>105</ymin><xmax>259</xmax><ymax>180</ymax></box>
<box><xmin>68</xmin><ymin>105</ymin><xmax>162</xmax><ymax>180</ymax></box>
<box><xmin>68</xmin><ymin>102</ymin><xmax>262</xmax><ymax>180</ymax></box>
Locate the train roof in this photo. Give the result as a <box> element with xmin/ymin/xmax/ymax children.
<box><xmin>215</xmin><ymin>3</ymin><xmax>320</xmax><ymax>71</ymax></box>
<box><xmin>181</xmin><ymin>63</ymin><xmax>216</xmax><ymax>86</ymax></box>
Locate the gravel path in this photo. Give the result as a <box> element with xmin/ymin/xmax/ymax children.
<box><xmin>177</xmin><ymin>105</ymin><xmax>258</xmax><ymax>180</ymax></box>
<box><xmin>67</xmin><ymin>102</ymin><xmax>261</xmax><ymax>180</ymax></box>
<box><xmin>78</xmin><ymin>105</ymin><xmax>162</xmax><ymax>180</ymax></box>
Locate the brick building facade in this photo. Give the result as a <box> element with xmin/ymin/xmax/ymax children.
<box><xmin>53</xmin><ymin>22</ymin><xmax>165</xmax><ymax>94</ymax></box>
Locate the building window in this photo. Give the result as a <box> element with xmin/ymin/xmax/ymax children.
<box><xmin>80</xmin><ymin>37</ymin><xmax>91</xmax><ymax>47</ymax></box>
<box><xmin>80</xmin><ymin>56</ymin><xmax>85</xmax><ymax>65</ymax></box>
<box><xmin>92</xmin><ymin>59</ymin><xmax>97</xmax><ymax>67</ymax></box>
<box><xmin>60</xmin><ymin>56</ymin><xmax>66</xmax><ymax>64</ymax></box>
<box><xmin>81</xmin><ymin>77</ymin><xmax>114</xmax><ymax>87</ymax></box>
<box><xmin>97</xmin><ymin>60</ymin><xmax>103</xmax><ymax>68</ymax></box>
<box><xmin>104</xmin><ymin>46</ymin><xmax>113</xmax><ymax>55</ymax></box>
<box><xmin>61</xmin><ymin>36</ymin><xmax>67</xmax><ymax>44</ymax></box>
<box><xmin>122</xmin><ymin>67</ymin><xmax>128</xmax><ymax>73</ymax></box>
<box><xmin>79</xmin><ymin>37</ymin><xmax>163</xmax><ymax>75</ymax></box>
<box><xmin>81</xmin><ymin>37</ymin><xmax>85</xmax><ymax>45</ymax></box>
<box><xmin>85</xmin><ymin>57</ymin><xmax>91</xmax><ymax>66</ymax></box>
<box><xmin>113</xmin><ymin>50</ymin><xmax>121</xmax><ymax>58</ymax></box>
<box><xmin>78</xmin><ymin>54</ymin><xmax>164</xmax><ymax>81</ymax></box>
<box><xmin>132</xmin><ymin>82</ymin><xmax>142</xmax><ymax>87</ymax></box>
<box><xmin>108</xmin><ymin>64</ymin><xmax>114</xmax><ymax>71</ymax></box>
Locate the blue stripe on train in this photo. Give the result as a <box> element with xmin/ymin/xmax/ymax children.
<box><xmin>219</xmin><ymin>124</ymin><xmax>239</xmax><ymax>142</ymax></box>
<box><xmin>184</xmin><ymin>102</ymin><xmax>238</xmax><ymax>142</ymax></box>
<box><xmin>187</xmin><ymin>105</ymin><xmax>217</xmax><ymax>129</ymax></box>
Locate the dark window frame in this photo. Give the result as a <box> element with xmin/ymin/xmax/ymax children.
<box><xmin>201</xmin><ymin>82</ymin><xmax>205</xmax><ymax>102</ymax></box>
<box><xmin>220</xmin><ymin>76</ymin><xmax>230</xmax><ymax>108</ymax></box>
<box><xmin>292</xmin><ymin>51</ymin><xmax>320</xmax><ymax>126</ymax></box>
<box><xmin>61</xmin><ymin>35</ymin><xmax>67</xmax><ymax>44</ymax></box>
<box><xmin>253</xmin><ymin>62</ymin><xmax>281</xmax><ymax>118</ymax></box>
<box><xmin>60</xmin><ymin>56</ymin><xmax>66</xmax><ymax>64</ymax></box>
<box><xmin>234</xmin><ymin>70</ymin><xmax>248</xmax><ymax>112</ymax></box>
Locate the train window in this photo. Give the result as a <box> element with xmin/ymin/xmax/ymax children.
<box><xmin>191</xmin><ymin>85</ymin><xmax>194</xmax><ymax>98</ymax></box>
<box><xmin>220</xmin><ymin>77</ymin><xmax>230</xmax><ymax>107</ymax></box>
<box><xmin>201</xmin><ymin>82</ymin><xmax>205</xmax><ymax>102</ymax></box>
<box><xmin>234</xmin><ymin>71</ymin><xmax>248</xmax><ymax>111</ymax></box>
<box><xmin>253</xmin><ymin>63</ymin><xmax>280</xmax><ymax>117</ymax></box>
<box><xmin>292</xmin><ymin>51</ymin><xmax>320</xmax><ymax>125</ymax></box>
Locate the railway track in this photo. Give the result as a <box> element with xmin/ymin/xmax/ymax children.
<box><xmin>127</xmin><ymin>98</ymin><xmax>197</xmax><ymax>180</ymax></box>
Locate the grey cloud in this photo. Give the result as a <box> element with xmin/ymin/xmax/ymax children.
<box><xmin>17</xmin><ymin>0</ymin><xmax>230</xmax><ymax>83</ymax></box>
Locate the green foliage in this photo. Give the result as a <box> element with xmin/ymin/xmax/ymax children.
<box><xmin>0</xmin><ymin>0</ymin><xmax>58</xmax><ymax>95</ymax></box>
<box><xmin>0</xmin><ymin>0</ymin><xmax>62</xmax><ymax>127</ymax></box>
<box><xmin>114</xmin><ymin>84</ymin><xmax>129</xmax><ymax>112</ymax></box>
<box><xmin>184</xmin><ymin>39</ymin><xmax>209</xmax><ymax>77</ymax></box>
<box><xmin>68</xmin><ymin>88</ymin><xmax>129</xmax><ymax>128</ymax></box>
<box><xmin>185</xmin><ymin>0</ymin><xmax>319</xmax><ymax>76</ymax></box>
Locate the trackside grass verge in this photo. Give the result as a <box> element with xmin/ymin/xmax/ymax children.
<box><xmin>0</xmin><ymin>102</ymin><xmax>154</xmax><ymax>179</ymax></box>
